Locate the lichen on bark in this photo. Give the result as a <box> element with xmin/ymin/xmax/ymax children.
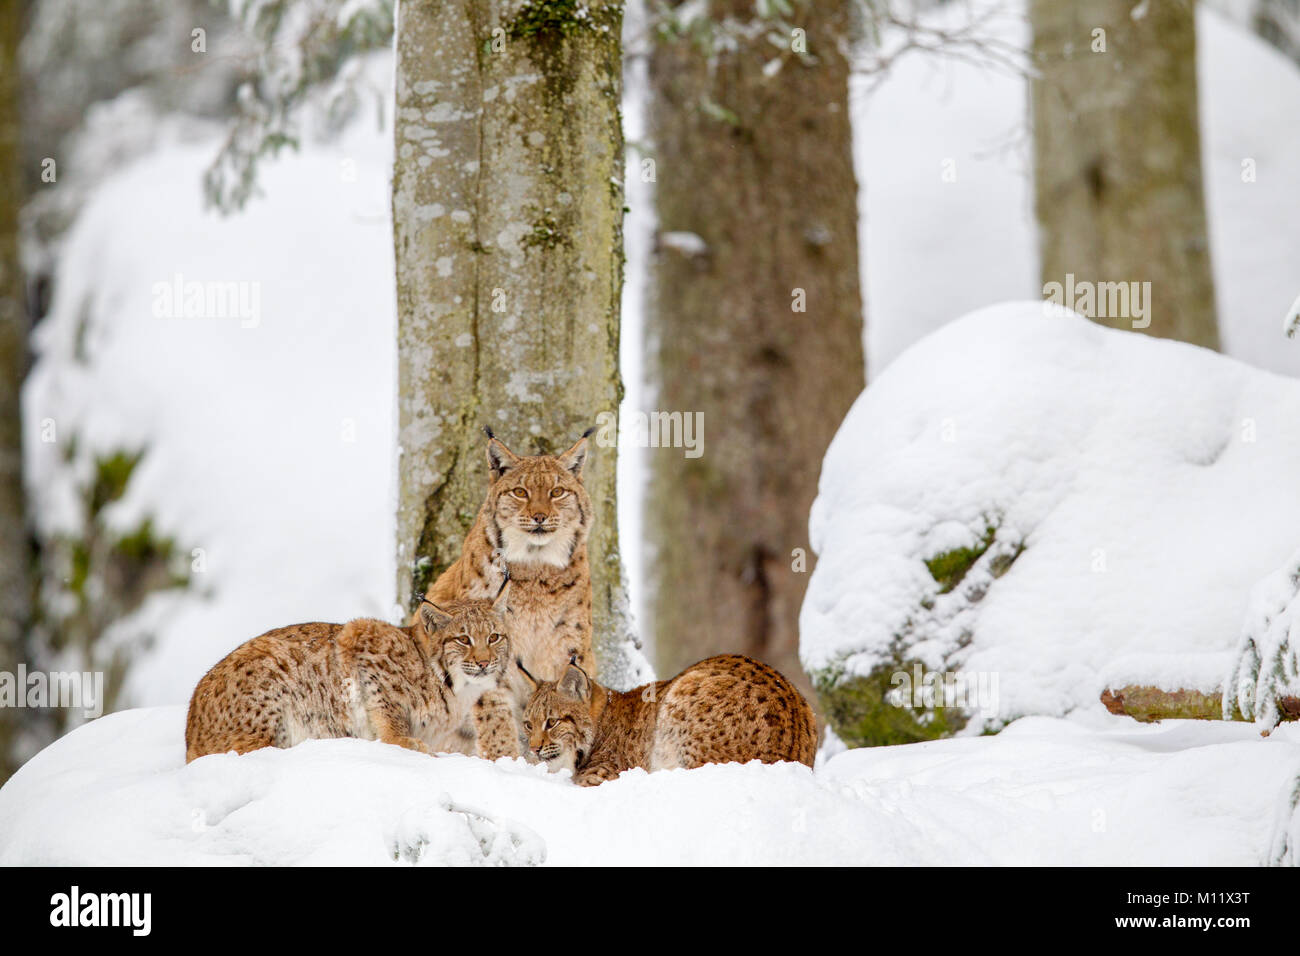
<box><xmin>392</xmin><ymin>0</ymin><xmax>647</xmax><ymax>686</ymax></box>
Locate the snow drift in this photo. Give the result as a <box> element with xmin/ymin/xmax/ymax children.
<box><xmin>1</xmin><ymin>706</ymin><xmax>1297</xmax><ymax>865</ymax></box>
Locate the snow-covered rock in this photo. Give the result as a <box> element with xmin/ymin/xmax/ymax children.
<box><xmin>856</xmin><ymin>1</ymin><xmax>1300</xmax><ymax>380</ymax></box>
<box><xmin>800</xmin><ymin>302</ymin><xmax>1300</xmax><ymax>746</ymax></box>
<box><xmin>2</xmin><ymin>706</ymin><xmax>1297</xmax><ymax>865</ymax></box>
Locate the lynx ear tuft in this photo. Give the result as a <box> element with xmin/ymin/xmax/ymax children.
<box><xmin>557</xmin><ymin>434</ymin><xmax>589</xmax><ymax>478</ymax></box>
<box><xmin>419</xmin><ymin>600</ymin><xmax>453</xmax><ymax>634</ymax></box>
<box><xmin>517</xmin><ymin>659</ymin><xmax>539</xmax><ymax>691</ymax></box>
<box><xmin>492</xmin><ymin>576</ymin><xmax>511</xmax><ymax>614</ymax></box>
<box><xmin>486</xmin><ymin>433</ymin><xmax>520</xmax><ymax>478</ymax></box>
<box><xmin>557</xmin><ymin>662</ymin><xmax>591</xmax><ymax>702</ymax></box>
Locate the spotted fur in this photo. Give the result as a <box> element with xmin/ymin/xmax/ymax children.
<box><xmin>521</xmin><ymin>655</ymin><xmax>818</xmax><ymax>786</ymax></box>
<box><xmin>185</xmin><ymin>591</ymin><xmax>519</xmax><ymax>762</ymax></box>
<box><xmin>423</xmin><ymin>429</ymin><xmax>594</xmax><ymax>682</ymax></box>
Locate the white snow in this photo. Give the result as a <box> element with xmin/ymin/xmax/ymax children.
<box><xmin>656</xmin><ymin>231</ymin><xmax>709</xmax><ymax>258</ymax></box>
<box><xmin>801</xmin><ymin>302</ymin><xmax>1300</xmax><ymax>724</ymax></box>
<box><xmin>855</xmin><ymin>1</ymin><xmax>1300</xmax><ymax>379</ymax></box>
<box><xmin>1</xmin><ymin>706</ymin><xmax>1296</xmax><ymax>865</ymax></box>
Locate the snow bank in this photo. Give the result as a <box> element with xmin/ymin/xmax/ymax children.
<box><xmin>1</xmin><ymin>707</ymin><xmax>1296</xmax><ymax>865</ymax></box>
<box><xmin>856</xmin><ymin>1</ymin><xmax>1300</xmax><ymax>379</ymax></box>
<box><xmin>800</xmin><ymin>302</ymin><xmax>1300</xmax><ymax>744</ymax></box>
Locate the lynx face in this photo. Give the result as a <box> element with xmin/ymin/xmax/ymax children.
<box><xmin>522</xmin><ymin>664</ymin><xmax>595</xmax><ymax>773</ymax></box>
<box><xmin>419</xmin><ymin>594</ymin><xmax>512</xmax><ymax>691</ymax></box>
<box><xmin>486</xmin><ymin>432</ymin><xmax>591</xmax><ymax>568</ymax></box>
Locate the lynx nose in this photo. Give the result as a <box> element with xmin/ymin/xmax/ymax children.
<box><xmin>530</xmin><ymin>512</ymin><xmax>547</xmax><ymax>525</ymax></box>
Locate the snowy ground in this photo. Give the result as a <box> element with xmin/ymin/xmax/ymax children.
<box><xmin>1</xmin><ymin>706</ymin><xmax>1296</xmax><ymax>865</ymax></box>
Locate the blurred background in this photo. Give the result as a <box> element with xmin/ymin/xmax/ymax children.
<box><xmin>1</xmin><ymin>0</ymin><xmax>1297</xmax><ymax>783</ymax></box>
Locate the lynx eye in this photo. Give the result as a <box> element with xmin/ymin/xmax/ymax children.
<box><xmin>544</xmin><ymin>718</ymin><xmax>555</xmax><ymax>730</ymax></box>
<box><xmin>549</xmin><ymin>488</ymin><xmax>566</xmax><ymax>499</ymax></box>
<box><xmin>488</xmin><ymin>633</ymin><xmax>503</xmax><ymax>644</ymax></box>
<box><xmin>523</xmin><ymin>721</ymin><xmax>532</xmax><ymax>732</ymax></box>
<box><xmin>455</xmin><ymin>634</ymin><xmax>471</xmax><ymax>646</ymax></box>
<box><xmin>511</xmin><ymin>487</ymin><xmax>528</xmax><ymax>498</ymax></box>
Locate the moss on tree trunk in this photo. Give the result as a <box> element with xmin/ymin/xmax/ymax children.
<box><xmin>392</xmin><ymin>0</ymin><xmax>643</xmax><ymax>685</ymax></box>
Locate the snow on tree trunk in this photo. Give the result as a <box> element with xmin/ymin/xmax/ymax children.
<box><xmin>644</xmin><ymin>0</ymin><xmax>865</xmax><ymax>709</ymax></box>
<box><xmin>0</xmin><ymin>0</ymin><xmax>29</xmax><ymax>781</ymax></box>
<box><xmin>392</xmin><ymin>0</ymin><xmax>647</xmax><ymax>686</ymax></box>
<box><xmin>1030</xmin><ymin>0</ymin><xmax>1221</xmax><ymax>349</ymax></box>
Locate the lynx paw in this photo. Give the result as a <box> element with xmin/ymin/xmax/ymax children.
<box><xmin>388</xmin><ymin>736</ymin><xmax>430</xmax><ymax>755</ymax></box>
<box><xmin>574</xmin><ymin>766</ymin><xmax>619</xmax><ymax>787</ymax></box>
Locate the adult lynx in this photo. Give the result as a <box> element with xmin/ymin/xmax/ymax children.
<box><xmin>521</xmin><ymin>655</ymin><xmax>817</xmax><ymax>786</ymax></box>
<box><xmin>423</xmin><ymin>428</ymin><xmax>594</xmax><ymax>682</ymax></box>
<box><xmin>185</xmin><ymin>589</ymin><xmax>519</xmax><ymax>762</ymax></box>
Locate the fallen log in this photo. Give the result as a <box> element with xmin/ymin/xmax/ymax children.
<box><xmin>1101</xmin><ymin>685</ymin><xmax>1300</xmax><ymax>727</ymax></box>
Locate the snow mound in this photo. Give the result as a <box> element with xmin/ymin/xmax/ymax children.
<box><xmin>1</xmin><ymin>707</ymin><xmax>1297</xmax><ymax>865</ymax></box>
<box><xmin>801</xmin><ymin>302</ymin><xmax>1300</xmax><ymax>745</ymax></box>
<box><xmin>856</xmin><ymin>1</ymin><xmax>1300</xmax><ymax>379</ymax></box>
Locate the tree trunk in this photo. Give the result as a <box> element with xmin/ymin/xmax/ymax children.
<box><xmin>0</xmin><ymin>0</ymin><xmax>29</xmax><ymax>781</ymax></box>
<box><xmin>1031</xmin><ymin>0</ymin><xmax>1220</xmax><ymax>348</ymax></box>
<box><xmin>393</xmin><ymin>0</ymin><xmax>646</xmax><ymax>687</ymax></box>
<box><xmin>645</xmin><ymin>1</ymin><xmax>865</xmax><ymax>709</ymax></box>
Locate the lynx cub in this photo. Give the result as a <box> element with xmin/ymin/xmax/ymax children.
<box><xmin>423</xmin><ymin>427</ymin><xmax>595</xmax><ymax>682</ymax></box>
<box><xmin>185</xmin><ymin>589</ymin><xmax>519</xmax><ymax>763</ymax></box>
<box><xmin>521</xmin><ymin>655</ymin><xmax>817</xmax><ymax>786</ymax></box>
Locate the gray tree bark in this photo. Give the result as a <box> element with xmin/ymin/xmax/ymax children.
<box><xmin>393</xmin><ymin>0</ymin><xmax>646</xmax><ymax>687</ymax></box>
<box><xmin>0</xmin><ymin>0</ymin><xmax>30</xmax><ymax>781</ymax></box>
<box><xmin>645</xmin><ymin>0</ymin><xmax>866</xmax><ymax>710</ymax></box>
<box><xmin>1031</xmin><ymin>0</ymin><xmax>1220</xmax><ymax>348</ymax></box>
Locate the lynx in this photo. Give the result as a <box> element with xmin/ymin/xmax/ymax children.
<box><xmin>521</xmin><ymin>654</ymin><xmax>818</xmax><ymax>786</ymax></box>
<box><xmin>423</xmin><ymin>427</ymin><xmax>594</xmax><ymax>682</ymax></box>
<box><xmin>185</xmin><ymin>589</ymin><xmax>519</xmax><ymax>763</ymax></box>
